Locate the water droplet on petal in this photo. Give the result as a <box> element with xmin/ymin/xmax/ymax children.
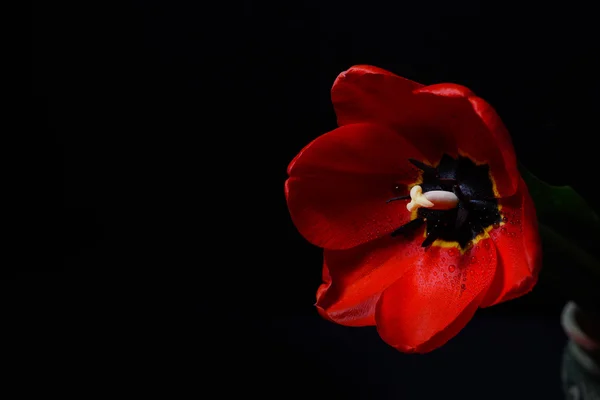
<box><xmin>392</xmin><ymin>184</ymin><xmax>404</xmax><ymax>194</ymax></box>
<box><xmin>448</xmin><ymin>265</ymin><xmax>456</xmax><ymax>273</ymax></box>
<box><xmin>470</xmin><ymin>256</ymin><xmax>477</xmax><ymax>264</ymax></box>
<box><xmin>461</xmin><ymin>284</ymin><xmax>466</xmax><ymax>290</ymax></box>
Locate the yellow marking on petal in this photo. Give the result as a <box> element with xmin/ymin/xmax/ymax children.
<box><xmin>428</xmin><ymin>226</ymin><xmax>495</xmax><ymax>255</ymax></box>
<box><xmin>409</xmin><ymin>151</ymin><xmax>504</xmax><ymax>254</ymax></box>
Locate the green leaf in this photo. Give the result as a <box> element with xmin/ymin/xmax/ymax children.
<box><xmin>520</xmin><ymin>164</ymin><xmax>600</xmax><ymax>309</ymax></box>
<box><xmin>520</xmin><ymin>165</ymin><xmax>600</xmax><ymax>241</ymax></box>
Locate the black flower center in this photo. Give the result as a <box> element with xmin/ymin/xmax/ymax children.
<box><xmin>388</xmin><ymin>154</ymin><xmax>502</xmax><ymax>249</ymax></box>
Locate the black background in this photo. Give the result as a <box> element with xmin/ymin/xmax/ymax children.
<box><xmin>31</xmin><ymin>1</ymin><xmax>599</xmax><ymax>398</ymax></box>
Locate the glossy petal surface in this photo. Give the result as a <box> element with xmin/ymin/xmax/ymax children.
<box><xmin>481</xmin><ymin>178</ymin><xmax>542</xmax><ymax>307</ymax></box>
<box><xmin>317</xmin><ymin>233</ymin><xmax>424</xmax><ymax>326</ymax></box>
<box><xmin>286</xmin><ymin>122</ymin><xmax>424</xmax><ymax>250</ymax></box>
<box><xmin>376</xmin><ymin>238</ymin><xmax>497</xmax><ymax>353</ymax></box>
<box><xmin>332</xmin><ymin>66</ymin><xmax>519</xmax><ymax>197</ymax></box>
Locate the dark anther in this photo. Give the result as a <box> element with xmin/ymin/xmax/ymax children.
<box><xmin>470</xmin><ymin>219</ymin><xmax>486</xmax><ymax>235</ymax></box>
<box><xmin>437</xmin><ymin>154</ymin><xmax>458</xmax><ymax>180</ymax></box>
<box><xmin>452</xmin><ymin>184</ymin><xmax>469</xmax><ymax>202</ymax></box>
<box><xmin>408</xmin><ymin>158</ymin><xmax>438</xmax><ymax>175</ymax></box>
<box><xmin>438</xmin><ymin>177</ymin><xmax>458</xmax><ymax>191</ymax></box>
<box><xmin>438</xmin><ymin>177</ymin><xmax>458</xmax><ymax>184</ymax></box>
<box><xmin>391</xmin><ymin>218</ymin><xmax>424</xmax><ymax>237</ymax></box>
<box><xmin>388</xmin><ymin>154</ymin><xmax>502</xmax><ymax>249</ymax></box>
<box><xmin>386</xmin><ymin>195</ymin><xmax>410</xmax><ymax>203</ymax></box>
<box><xmin>468</xmin><ymin>199</ymin><xmax>495</xmax><ymax>211</ymax></box>
<box><xmin>455</xmin><ymin>206</ymin><xmax>469</xmax><ymax>229</ymax></box>
<box><xmin>421</xmin><ymin>229</ymin><xmax>439</xmax><ymax>248</ymax></box>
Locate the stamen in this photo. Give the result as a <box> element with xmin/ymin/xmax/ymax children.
<box><xmin>387</xmin><ymin>154</ymin><xmax>502</xmax><ymax>249</ymax></box>
<box><xmin>455</xmin><ymin>206</ymin><xmax>469</xmax><ymax>229</ymax></box>
<box><xmin>470</xmin><ymin>219</ymin><xmax>485</xmax><ymax>235</ymax></box>
<box><xmin>421</xmin><ymin>229</ymin><xmax>440</xmax><ymax>248</ymax></box>
<box><xmin>468</xmin><ymin>199</ymin><xmax>495</xmax><ymax>211</ymax></box>
<box><xmin>452</xmin><ymin>184</ymin><xmax>469</xmax><ymax>202</ymax></box>
<box><xmin>438</xmin><ymin>177</ymin><xmax>458</xmax><ymax>184</ymax></box>
<box><xmin>391</xmin><ymin>218</ymin><xmax>424</xmax><ymax>237</ymax></box>
<box><xmin>386</xmin><ymin>195</ymin><xmax>410</xmax><ymax>203</ymax></box>
<box><xmin>408</xmin><ymin>158</ymin><xmax>437</xmax><ymax>175</ymax></box>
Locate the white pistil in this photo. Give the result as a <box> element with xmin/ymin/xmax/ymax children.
<box><xmin>406</xmin><ymin>185</ymin><xmax>459</xmax><ymax>212</ymax></box>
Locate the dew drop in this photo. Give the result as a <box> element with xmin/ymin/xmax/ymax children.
<box><xmin>443</xmin><ymin>273</ymin><xmax>448</xmax><ymax>278</ymax></box>
<box><xmin>433</xmin><ymin>271</ymin><xmax>438</xmax><ymax>276</ymax></box>
<box><xmin>461</xmin><ymin>284</ymin><xmax>466</xmax><ymax>290</ymax></box>
<box><xmin>493</xmin><ymin>222</ymin><xmax>500</xmax><ymax>228</ymax></box>
<box><xmin>502</xmin><ymin>216</ymin><xmax>508</xmax><ymax>222</ymax></box>
<box><xmin>508</xmin><ymin>232</ymin><xmax>517</xmax><ymax>238</ymax></box>
<box><xmin>448</xmin><ymin>265</ymin><xmax>456</xmax><ymax>273</ymax></box>
<box><xmin>500</xmin><ymin>227</ymin><xmax>507</xmax><ymax>234</ymax></box>
<box><xmin>483</xmin><ymin>241</ymin><xmax>490</xmax><ymax>249</ymax></box>
<box><xmin>470</xmin><ymin>256</ymin><xmax>477</xmax><ymax>264</ymax></box>
<box><xmin>392</xmin><ymin>184</ymin><xmax>404</xmax><ymax>194</ymax></box>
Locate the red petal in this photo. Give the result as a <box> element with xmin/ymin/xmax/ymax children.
<box><xmin>332</xmin><ymin>65</ymin><xmax>423</xmax><ymax>124</ymax></box>
<box><xmin>332</xmin><ymin>65</ymin><xmax>519</xmax><ymax>197</ymax></box>
<box><xmin>480</xmin><ymin>178</ymin><xmax>542</xmax><ymax>307</ymax></box>
<box><xmin>375</xmin><ymin>238</ymin><xmax>497</xmax><ymax>353</ymax></box>
<box><xmin>286</xmin><ymin>123</ymin><xmax>424</xmax><ymax>250</ymax></box>
<box><xmin>413</xmin><ymin>86</ymin><xmax>519</xmax><ymax>197</ymax></box>
<box><xmin>331</xmin><ymin>66</ymin><xmax>427</xmax><ymax>156</ymax></box>
<box><xmin>316</xmin><ymin>234</ymin><xmax>424</xmax><ymax>327</ymax></box>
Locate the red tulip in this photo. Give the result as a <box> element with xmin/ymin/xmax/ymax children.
<box><xmin>285</xmin><ymin>65</ymin><xmax>542</xmax><ymax>353</ymax></box>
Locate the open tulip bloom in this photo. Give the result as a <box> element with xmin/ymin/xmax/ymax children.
<box><xmin>285</xmin><ymin>65</ymin><xmax>542</xmax><ymax>353</ymax></box>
